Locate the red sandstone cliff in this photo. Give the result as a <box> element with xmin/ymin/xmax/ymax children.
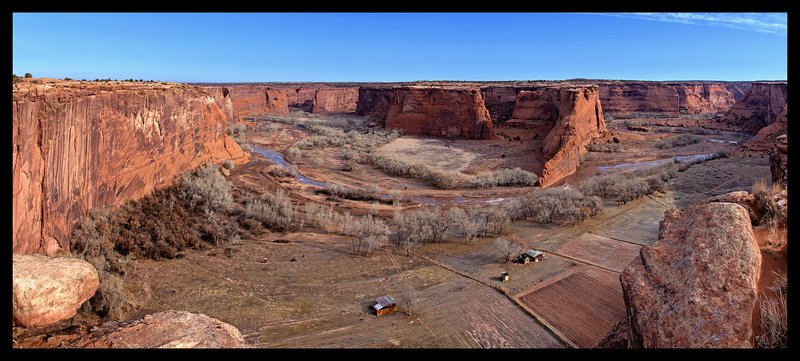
<box><xmin>509</xmin><ymin>86</ymin><xmax>606</xmax><ymax>187</ymax></box>
<box><xmin>598</xmin><ymin>82</ymin><xmax>743</xmax><ymax>118</ymax></box>
<box><xmin>355</xmin><ymin>86</ymin><xmax>396</xmax><ymax>117</ymax></box>
<box><xmin>283</xmin><ymin>87</ymin><xmax>317</xmax><ymax>109</ymax></box>
<box><xmin>311</xmin><ymin>88</ymin><xmax>359</xmax><ymax>113</ymax></box>
<box><xmin>377</xmin><ymin>87</ymin><xmax>494</xmax><ymax>139</ymax></box>
<box><xmin>12</xmin><ymin>80</ymin><xmax>248</xmax><ymax>255</ymax></box>
<box><xmin>481</xmin><ymin>86</ymin><xmax>520</xmax><ymax>123</ymax></box>
<box><xmin>225</xmin><ymin>85</ymin><xmax>289</xmax><ymax>117</ymax></box>
<box><xmin>723</xmin><ymin>82</ymin><xmax>787</xmax><ymax>134</ymax></box>
<box><xmin>198</xmin><ymin>86</ymin><xmax>236</xmax><ymax>122</ymax></box>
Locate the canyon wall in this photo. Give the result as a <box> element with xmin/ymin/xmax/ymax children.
<box><xmin>12</xmin><ymin>80</ymin><xmax>248</xmax><ymax>255</ymax></box>
<box><xmin>598</xmin><ymin>82</ymin><xmax>745</xmax><ymax>118</ymax></box>
<box><xmin>283</xmin><ymin>87</ymin><xmax>318</xmax><ymax>108</ymax></box>
<box><xmin>509</xmin><ymin>86</ymin><xmax>607</xmax><ymax>187</ymax></box>
<box><xmin>620</xmin><ymin>201</ymin><xmax>761</xmax><ymax>348</ymax></box>
<box><xmin>481</xmin><ymin>86</ymin><xmax>521</xmax><ymax>123</ymax></box>
<box><xmin>374</xmin><ymin>87</ymin><xmax>494</xmax><ymax>139</ymax></box>
<box><xmin>722</xmin><ymin>82</ymin><xmax>787</xmax><ymax>134</ymax></box>
<box><xmin>355</xmin><ymin>86</ymin><xmax>396</xmax><ymax>117</ymax></box>
<box><xmin>224</xmin><ymin>85</ymin><xmax>289</xmax><ymax>117</ymax></box>
<box><xmin>311</xmin><ymin>87</ymin><xmax>359</xmax><ymax>113</ymax></box>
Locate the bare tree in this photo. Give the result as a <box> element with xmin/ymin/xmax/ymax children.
<box><xmin>496</xmin><ymin>238</ymin><xmax>522</xmax><ymax>263</ymax></box>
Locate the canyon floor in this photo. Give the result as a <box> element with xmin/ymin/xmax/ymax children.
<box><xmin>104</xmin><ymin>110</ymin><xmax>778</xmax><ymax>348</ymax></box>
<box><xmin>14</xmin><ymin>109</ymin><xmax>782</xmax><ymax>348</ymax></box>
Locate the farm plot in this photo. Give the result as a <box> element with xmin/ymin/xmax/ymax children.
<box><xmin>516</xmin><ymin>271</ymin><xmax>625</xmax><ymax>348</ymax></box>
<box><xmin>592</xmin><ymin>197</ymin><xmax>668</xmax><ymax>246</ymax></box>
<box><xmin>556</xmin><ymin>233</ymin><xmax>641</xmax><ymax>272</ymax></box>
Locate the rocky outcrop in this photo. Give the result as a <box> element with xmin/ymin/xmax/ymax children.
<box><xmin>509</xmin><ymin>86</ymin><xmax>606</xmax><ymax>187</ymax></box>
<box><xmin>770</xmin><ymin>133</ymin><xmax>787</xmax><ymax>190</ymax></box>
<box><xmin>15</xmin><ymin>311</ymin><xmax>249</xmax><ymax>348</ymax></box>
<box><xmin>722</xmin><ymin>82</ymin><xmax>787</xmax><ymax>134</ymax></box>
<box><xmin>376</xmin><ymin>87</ymin><xmax>494</xmax><ymax>139</ymax></box>
<box><xmin>598</xmin><ymin>82</ymin><xmax>743</xmax><ymax>118</ymax></box>
<box><xmin>620</xmin><ymin>202</ymin><xmax>761</xmax><ymax>348</ymax></box>
<box><xmin>12</xmin><ymin>80</ymin><xmax>248</xmax><ymax>255</ymax></box>
<box><xmin>226</xmin><ymin>85</ymin><xmax>289</xmax><ymax>117</ymax></box>
<box><xmin>13</xmin><ymin>254</ymin><xmax>99</xmax><ymax>327</ymax></box>
<box><xmin>311</xmin><ymin>87</ymin><xmax>358</xmax><ymax>113</ymax></box>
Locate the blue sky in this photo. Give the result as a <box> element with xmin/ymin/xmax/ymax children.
<box><xmin>12</xmin><ymin>13</ymin><xmax>787</xmax><ymax>82</ymax></box>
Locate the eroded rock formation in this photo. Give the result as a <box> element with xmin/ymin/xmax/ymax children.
<box><xmin>378</xmin><ymin>87</ymin><xmax>494</xmax><ymax>139</ymax></box>
<box><xmin>722</xmin><ymin>82</ymin><xmax>787</xmax><ymax>134</ymax></box>
<box><xmin>13</xmin><ymin>254</ymin><xmax>99</xmax><ymax>327</ymax></box>
<box><xmin>12</xmin><ymin>80</ymin><xmax>248</xmax><ymax>255</ymax></box>
<box><xmin>620</xmin><ymin>202</ymin><xmax>761</xmax><ymax>348</ymax></box>
<box><xmin>311</xmin><ymin>87</ymin><xmax>359</xmax><ymax>113</ymax></box>
<box><xmin>481</xmin><ymin>86</ymin><xmax>520</xmax><ymax>123</ymax></box>
<box><xmin>15</xmin><ymin>311</ymin><xmax>249</xmax><ymax>348</ymax></box>
<box><xmin>509</xmin><ymin>86</ymin><xmax>606</xmax><ymax>187</ymax></box>
<box><xmin>770</xmin><ymin>133</ymin><xmax>787</xmax><ymax>190</ymax></box>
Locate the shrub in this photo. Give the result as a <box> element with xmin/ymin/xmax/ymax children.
<box><xmin>341</xmin><ymin>159</ymin><xmax>357</xmax><ymax>172</ymax></box>
<box><xmin>471</xmin><ymin>168</ymin><xmax>538</xmax><ymax>188</ymax></box>
<box><xmin>285</xmin><ymin>146</ymin><xmax>302</xmax><ymax>162</ymax></box>
<box><xmin>367</xmin><ymin>153</ymin><xmax>458</xmax><ymax>189</ymax></box>
<box><xmin>227</xmin><ymin>123</ymin><xmax>247</xmax><ymax>145</ymax></box>
<box><xmin>244</xmin><ymin>189</ymin><xmax>298</xmax><ymax>232</ymax></box>
<box><xmin>178</xmin><ymin>164</ymin><xmax>233</xmax><ymax>213</ymax></box>
<box><xmin>267</xmin><ymin>164</ymin><xmax>296</xmax><ymax>178</ymax></box>
<box><xmin>346</xmin><ymin>214</ymin><xmax>388</xmax><ymax>256</ymax></box>
<box><xmin>586</xmin><ymin>142</ymin><xmax>622</xmax><ymax>153</ymax></box>
<box><xmin>303</xmin><ymin>202</ymin><xmax>333</xmax><ymax>230</ymax></box>
<box><xmin>757</xmin><ymin>290</ymin><xmax>787</xmax><ymax>348</ymax></box>
<box><xmin>655</xmin><ymin>134</ymin><xmax>702</xmax><ymax>149</ymax></box>
<box><xmin>222</xmin><ymin>160</ymin><xmax>235</xmax><ymax>171</ymax></box>
<box><xmin>24</xmin><ymin>72</ymin><xmax>32</xmax><ymax>78</ymax></box>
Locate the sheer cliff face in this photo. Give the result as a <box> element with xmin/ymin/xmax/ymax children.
<box><xmin>481</xmin><ymin>86</ymin><xmax>520</xmax><ymax>123</ymax></box>
<box><xmin>723</xmin><ymin>82</ymin><xmax>787</xmax><ymax>134</ymax></box>
<box><xmin>311</xmin><ymin>88</ymin><xmax>359</xmax><ymax>113</ymax></box>
<box><xmin>598</xmin><ymin>82</ymin><xmax>744</xmax><ymax>118</ymax></box>
<box><xmin>12</xmin><ymin>81</ymin><xmax>248</xmax><ymax>255</ymax></box>
<box><xmin>225</xmin><ymin>85</ymin><xmax>289</xmax><ymax>117</ymax></box>
<box><xmin>511</xmin><ymin>87</ymin><xmax>607</xmax><ymax>187</ymax></box>
<box><xmin>378</xmin><ymin>87</ymin><xmax>494</xmax><ymax>140</ymax></box>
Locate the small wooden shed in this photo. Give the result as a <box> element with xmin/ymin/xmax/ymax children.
<box><xmin>501</xmin><ymin>271</ymin><xmax>510</xmax><ymax>282</ymax></box>
<box><xmin>372</xmin><ymin>295</ymin><xmax>397</xmax><ymax>316</ymax></box>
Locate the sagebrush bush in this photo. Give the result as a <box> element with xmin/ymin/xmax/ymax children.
<box><xmin>368</xmin><ymin>153</ymin><xmax>458</xmax><ymax>189</ymax></box>
<box><xmin>222</xmin><ymin>160</ymin><xmax>235</xmax><ymax>171</ymax></box>
<box><xmin>471</xmin><ymin>168</ymin><xmax>538</xmax><ymax>188</ymax></box>
<box><xmin>656</xmin><ymin>134</ymin><xmax>702</xmax><ymax>149</ymax></box>
<box><xmin>244</xmin><ymin>189</ymin><xmax>298</xmax><ymax>232</ymax></box>
<box><xmin>586</xmin><ymin>142</ymin><xmax>622</xmax><ymax>153</ymax></box>
<box><xmin>179</xmin><ymin>164</ymin><xmax>233</xmax><ymax>213</ymax></box>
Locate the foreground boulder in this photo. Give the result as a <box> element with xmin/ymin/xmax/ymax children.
<box><xmin>15</xmin><ymin>311</ymin><xmax>249</xmax><ymax>348</ymax></box>
<box><xmin>79</xmin><ymin>311</ymin><xmax>249</xmax><ymax>348</ymax></box>
<box><xmin>13</xmin><ymin>254</ymin><xmax>99</xmax><ymax>327</ymax></box>
<box><xmin>621</xmin><ymin>202</ymin><xmax>761</xmax><ymax>348</ymax></box>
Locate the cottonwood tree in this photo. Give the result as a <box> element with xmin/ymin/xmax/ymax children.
<box><xmin>496</xmin><ymin>238</ymin><xmax>522</xmax><ymax>263</ymax></box>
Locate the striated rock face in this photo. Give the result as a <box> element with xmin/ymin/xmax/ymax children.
<box><xmin>770</xmin><ymin>133</ymin><xmax>787</xmax><ymax>190</ymax></box>
<box><xmin>481</xmin><ymin>86</ymin><xmax>521</xmax><ymax>123</ymax></box>
<box><xmin>621</xmin><ymin>202</ymin><xmax>761</xmax><ymax>348</ymax></box>
<box><xmin>599</xmin><ymin>83</ymin><xmax>680</xmax><ymax>117</ymax></box>
<box><xmin>725</xmin><ymin>83</ymin><xmax>752</xmax><ymax>102</ymax></box>
<box><xmin>283</xmin><ymin>87</ymin><xmax>317</xmax><ymax>109</ymax></box>
<box><xmin>311</xmin><ymin>87</ymin><xmax>359</xmax><ymax>113</ymax></box>
<box><xmin>722</xmin><ymin>82</ymin><xmax>787</xmax><ymax>134</ymax></box>
<box><xmin>510</xmin><ymin>86</ymin><xmax>606</xmax><ymax>187</ymax></box>
<box><xmin>199</xmin><ymin>86</ymin><xmax>236</xmax><ymax>122</ymax></box>
<box><xmin>16</xmin><ymin>311</ymin><xmax>249</xmax><ymax>348</ymax></box>
<box><xmin>13</xmin><ymin>254</ymin><xmax>99</xmax><ymax>327</ymax></box>
<box><xmin>12</xmin><ymin>80</ymin><xmax>248</xmax><ymax>255</ymax></box>
<box><xmin>380</xmin><ymin>87</ymin><xmax>494</xmax><ymax>139</ymax></box>
<box><xmin>676</xmin><ymin>84</ymin><xmax>736</xmax><ymax>115</ymax></box>
<box><xmin>225</xmin><ymin>85</ymin><xmax>289</xmax><ymax>117</ymax></box>
<box><xmin>356</xmin><ymin>86</ymin><xmax>396</xmax><ymax>117</ymax></box>
<box><xmin>598</xmin><ymin>82</ymin><xmax>744</xmax><ymax>118</ymax></box>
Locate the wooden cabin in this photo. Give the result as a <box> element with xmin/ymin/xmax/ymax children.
<box><xmin>372</xmin><ymin>295</ymin><xmax>397</xmax><ymax>316</ymax></box>
<box><xmin>519</xmin><ymin>250</ymin><xmax>545</xmax><ymax>264</ymax></box>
